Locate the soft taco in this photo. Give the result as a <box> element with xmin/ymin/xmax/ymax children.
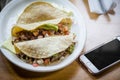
<box><xmin>14</xmin><ymin>34</ymin><xmax>75</xmax><ymax>65</ymax></box>
<box><xmin>17</xmin><ymin>2</ymin><xmax>71</xmax><ymax>24</ymax></box>
<box><xmin>14</xmin><ymin>34</ymin><xmax>74</xmax><ymax>58</ymax></box>
<box><xmin>3</xmin><ymin>34</ymin><xmax>75</xmax><ymax>66</ymax></box>
<box><xmin>12</xmin><ymin>17</ymin><xmax>72</xmax><ymax>43</ymax></box>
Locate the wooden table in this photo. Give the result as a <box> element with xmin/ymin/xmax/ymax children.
<box><xmin>0</xmin><ymin>0</ymin><xmax>120</xmax><ymax>80</ymax></box>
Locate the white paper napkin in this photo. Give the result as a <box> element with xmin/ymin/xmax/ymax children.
<box><xmin>88</xmin><ymin>0</ymin><xmax>116</xmax><ymax>14</ymax></box>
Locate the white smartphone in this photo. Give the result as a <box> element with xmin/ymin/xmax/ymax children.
<box><xmin>80</xmin><ymin>37</ymin><xmax>120</xmax><ymax>75</ymax></box>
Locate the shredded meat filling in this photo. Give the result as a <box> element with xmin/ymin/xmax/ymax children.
<box><xmin>13</xmin><ymin>23</ymin><xmax>69</xmax><ymax>43</ymax></box>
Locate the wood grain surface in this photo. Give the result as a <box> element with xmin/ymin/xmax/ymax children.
<box><xmin>0</xmin><ymin>0</ymin><xmax>120</xmax><ymax>80</ymax></box>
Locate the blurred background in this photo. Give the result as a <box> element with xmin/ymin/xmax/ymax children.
<box><xmin>0</xmin><ymin>0</ymin><xmax>11</xmax><ymax>11</ymax></box>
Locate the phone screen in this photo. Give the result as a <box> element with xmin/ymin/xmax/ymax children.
<box><xmin>85</xmin><ymin>39</ymin><xmax>120</xmax><ymax>70</ymax></box>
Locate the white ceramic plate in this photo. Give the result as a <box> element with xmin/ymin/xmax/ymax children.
<box><xmin>0</xmin><ymin>0</ymin><xmax>86</xmax><ymax>72</ymax></box>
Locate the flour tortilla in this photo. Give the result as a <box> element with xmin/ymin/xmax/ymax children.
<box><xmin>14</xmin><ymin>34</ymin><xmax>74</xmax><ymax>58</ymax></box>
<box><xmin>17</xmin><ymin>1</ymin><xmax>71</xmax><ymax>24</ymax></box>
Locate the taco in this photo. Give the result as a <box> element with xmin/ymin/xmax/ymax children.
<box><xmin>17</xmin><ymin>2</ymin><xmax>71</xmax><ymax>24</ymax></box>
<box><xmin>14</xmin><ymin>34</ymin><xmax>75</xmax><ymax>66</ymax></box>
<box><xmin>12</xmin><ymin>18</ymin><xmax>72</xmax><ymax>43</ymax></box>
<box><xmin>3</xmin><ymin>34</ymin><xmax>75</xmax><ymax>66</ymax></box>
